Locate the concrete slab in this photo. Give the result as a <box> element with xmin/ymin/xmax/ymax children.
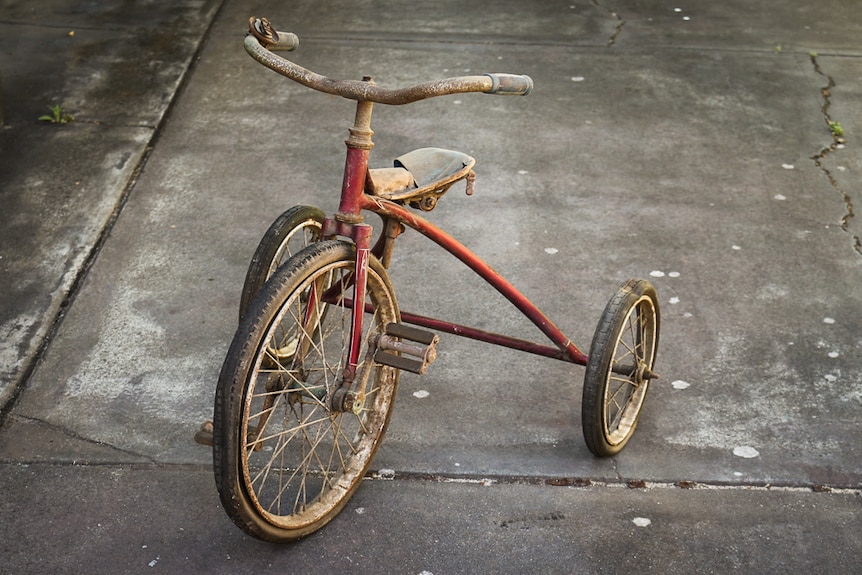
<box><xmin>0</xmin><ymin>124</ymin><xmax>150</xmax><ymax>406</ymax></box>
<box><xmin>607</xmin><ymin>0</ymin><xmax>862</xmax><ymax>53</ymax></box>
<box><xmin>0</xmin><ymin>0</ymin><xmax>222</xmax><ymax>409</ymax></box>
<box><xmin>0</xmin><ymin>463</ymin><xmax>859</xmax><ymax>574</ymax></box>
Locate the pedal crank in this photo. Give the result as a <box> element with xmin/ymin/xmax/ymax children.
<box><xmin>373</xmin><ymin>322</ymin><xmax>439</xmax><ymax>375</ymax></box>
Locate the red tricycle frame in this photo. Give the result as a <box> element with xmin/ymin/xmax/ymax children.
<box><xmin>321</xmin><ymin>99</ymin><xmax>589</xmax><ymax>385</ymax></box>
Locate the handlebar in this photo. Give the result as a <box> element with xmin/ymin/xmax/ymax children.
<box><xmin>244</xmin><ymin>17</ymin><xmax>533</xmax><ymax>105</ymax></box>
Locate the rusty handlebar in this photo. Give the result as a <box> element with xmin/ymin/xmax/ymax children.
<box><xmin>243</xmin><ymin>18</ymin><xmax>533</xmax><ymax>105</ymax></box>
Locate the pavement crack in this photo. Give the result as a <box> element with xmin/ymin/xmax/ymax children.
<box><xmin>610</xmin><ymin>456</ymin><xmax>622</xmax><ymax>481</ymax></box>
<box><xmin>591</xmin><ymin>0</ymin><xmax>625</xmax><ymax>46</ymax></box>
<box><xmin>809</xmin><ymin>53</ymin><xmax>860</xmax><ymax>255</ymax></box>
<box><xmin>2</xmin><ymin>413</ymin><xmax>157</xmax><ymax>464</ymax></box>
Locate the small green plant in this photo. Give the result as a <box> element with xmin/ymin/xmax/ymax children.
<box><xmin>828</xmin><ymin>120</ymin><xmax>845</xmax><ymax>138</ymax></box>
<box><xmin>38</xmin><ymin>104</ymin><xmax>74</xmax><ymax>124</ymax></box>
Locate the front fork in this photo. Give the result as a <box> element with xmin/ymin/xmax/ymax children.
<box><xmin>321</xmin><ymin>218</ymin><xmax>377</xmax><ymax>413</ymax></box>
<box><xmin>345</xmin><ymin>223</ymin><xmax>373</xmax><ymax>384</ymax></box>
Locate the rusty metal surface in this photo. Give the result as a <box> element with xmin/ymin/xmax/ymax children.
<box><xmin>244</xmin><ymin>32</ymin><xmax>532</xmax><ymax>104</ymax></box>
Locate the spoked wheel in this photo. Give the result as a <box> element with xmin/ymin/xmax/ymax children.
<box><xmin>239</xmin><ymin>205</ymin><xmax>325</xmax><ymax>321</ymax></box>
<box><xmin>582</xmin><ymin>279</ymin><xmax>660</xmax><ymax>457</ymax></box>
<box><xmin>214</xmin><ymin>240</ymin><xmax>401</xmax><ymax>542</ymax></box>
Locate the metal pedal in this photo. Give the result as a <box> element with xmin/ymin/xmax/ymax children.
<box><xmin>374</xmin><ymin>350</ymin><xmax>427</xmax><ymax>374</ymax></box>
<box><xmin>373</xmin><ymin>323</ymin><xmax>439</xmax><ymax>375</ymax></box>
<box><xmin>384</xmin><ymin>322</ymin><xmax>438</xmax><ymax>345</ymax></box>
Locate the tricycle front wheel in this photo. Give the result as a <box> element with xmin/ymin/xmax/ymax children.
<box><xmin>215</xmin><ymin>240</ymin><xmax>401</xmax><ymax>542</ymax></box>
<box><xmin>582</xmin><ymin>279</ymin><xmax>660</xmax><ymax>457</ymax></box>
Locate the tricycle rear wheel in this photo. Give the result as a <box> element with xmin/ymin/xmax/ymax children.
<box><xmin>239</xmin><ymin>205</ymin><xmax>325</xmax><ymax>321</ymax></box>
<box><xmin>582</xmin><ymin>279</ymin><xmax>660</xmax><ymax>457</ymax></box>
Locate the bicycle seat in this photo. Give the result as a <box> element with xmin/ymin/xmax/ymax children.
<box><xmin>366</xmin><ymin>147</ymin><xmax>476</xmax><ymax>210</ymax></box>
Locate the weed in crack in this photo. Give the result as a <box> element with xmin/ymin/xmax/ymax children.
<box><xmin>809</xmin><ymin>53</ymin><xmax>859</xmax><ymax>255</ymax></box>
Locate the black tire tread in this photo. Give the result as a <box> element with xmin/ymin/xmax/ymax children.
<box><xmin>582</xmin><ymin>279</ymin><xmax>659</xmax><ymax>457</ymax></box>
<box><xmin>238</xmin><ymin>205</ymin><xmax>325</xmax><ymax>322</ymax></box>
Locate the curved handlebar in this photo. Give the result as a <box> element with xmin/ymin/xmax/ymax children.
<box><xmin>244</xmin><ymin>18</ymin><xmax>533</xmax><ymax>105</ymax></box>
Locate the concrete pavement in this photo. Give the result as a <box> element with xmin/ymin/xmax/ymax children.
<box><xmin>1</xmin><ymin>0</ymin><xmax>861</xmax><ymax>572</ymax></box>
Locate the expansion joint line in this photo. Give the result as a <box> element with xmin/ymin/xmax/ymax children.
<box><xmin>591</xmin><ymin>0</ymin><xmax>625</xmax><ymax>46</ymax></box>
<box><xmin>809</xmin><ymin>53</ymin><xmax>860</xmax><ymax>255</ymax></box>
<box><xmin>368</xmin><ymin>468</ymin><xmax>861</xmax><ymax>494</ymax></box>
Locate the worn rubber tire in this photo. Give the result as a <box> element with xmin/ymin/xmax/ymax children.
<box><xmin>582</xmin><ymin>279</ymin><xmax>660</xmax><ymax>457</ymax></box>
<box><xmin>239</xmin><ymin>205</ymin><xmax>325</xmax><ymax>322</ymax></box>
<box><xmin>214</xmin><ymin>240</ymin><xmax>400</xmax><ymax>542</ymax></box>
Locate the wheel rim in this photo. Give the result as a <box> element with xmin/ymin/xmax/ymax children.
<box><xmin>260</xmin><ymin>218</ymin><xmax>324</xmax><ymax>367</ymax></box>
<box><xmin>603</xmin><ymin>294</ymin><xmax>657</xmax><ymax>445</ymax></box>
<box><xmin>266</xmin><ymin>219</ymin><xmax>322</xmax><ymax>279</ymax></box>
<box><xmin>240</xmin><ymin>259</ymin><xmax>397</xmax><ymax>529</ymax></box>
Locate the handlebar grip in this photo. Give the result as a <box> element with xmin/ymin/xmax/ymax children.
<box><xmin>484</xmin><ymin>73</ymin><xmax>534</xmax><ymax>96</ymax></box>
<box><xmin>272</xmin><ymin>31</ymin><xmax>300</xmax><ymax>52</ymax></box>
